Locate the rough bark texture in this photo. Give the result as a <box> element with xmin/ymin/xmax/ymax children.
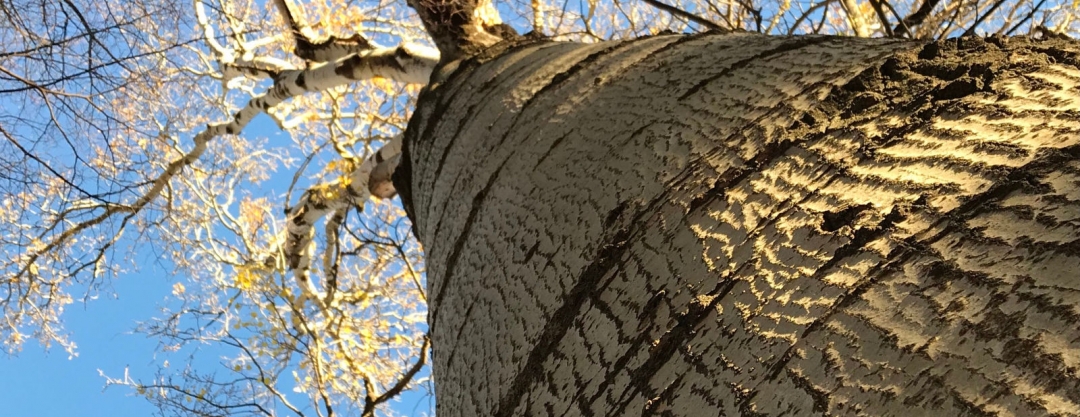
<box><xmin>396</xmin><ymin>32</ymin><xmax>1080</xmax><ymax>416</ymax></box>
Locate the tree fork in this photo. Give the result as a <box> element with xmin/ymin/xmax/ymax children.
<box><xmin>396</xmin><ymin>33</ymin><xmax>1080</xmax><ymax>416</ymax></box>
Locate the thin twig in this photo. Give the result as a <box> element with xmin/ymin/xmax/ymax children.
<box><xmin>963</xmin><ymin>0</ymin><xmax>1005</xmax><ymax>36</ymax></box>
<box><xmin>1005</xmin><ymin>0</ymin><xmax>1047</xmax><ymax>36</ymax></box>
<box><xmin>868</xmin><ymin>0</ymin><xmax>896</xmax><ymax>37</ymax></box>
<box><xmin>878</xmin><ymin>0</ymin><xmax>914</xmax><ymax>38</ymax></box>
<box><xmin>788</xmin><ymin>0</ymin><xmax>834</xmax><ymax>35</ymax></box>
<box><xmin>895</xmin><ymin>0</ymin><xmax>939</xmax><ymax>36</ymax></box>
<box><xmin>640</xmin><ymin>0</ymin><xmax>724</xmax><ymax>31</ymax></box>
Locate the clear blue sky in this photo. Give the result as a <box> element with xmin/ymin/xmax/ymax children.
<box><xmin>0</xmin><ymin>270</ymin><xmax>169</xmax><ymax>416</ymax></box>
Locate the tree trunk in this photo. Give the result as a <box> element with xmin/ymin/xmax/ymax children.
<box><xmin>395</xmin><ymin>32</ymin><xmax>1080</xmax><ymax>416</ymax></box>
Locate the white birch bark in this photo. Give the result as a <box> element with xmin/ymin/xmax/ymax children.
<box><xmin>398</xmin><ymin>33</ymin><xmax>1080</xmax><ymax>416</ymax></box>
<box><xmin>283</xmin><ymin>135</ymin><xmax>403</xmax><ymax>306</ymax></box>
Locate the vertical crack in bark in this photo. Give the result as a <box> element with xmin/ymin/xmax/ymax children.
<box><xmin>492</xmin><ymin>223</ymin><xmax>635</xmax><ymax>417</ymax></box>
<box><xmin>427</xmin><ymin>156</ymin><xmax>511</xmax><ymax>330</ymax></box>
<box><xmin>424</xmin><ymin>44</ymin><xmax>581</xmax><ymax>239</ymax></box>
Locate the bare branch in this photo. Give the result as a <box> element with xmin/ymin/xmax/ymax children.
<box><xmin>895</xmin><ymin>0</ymin><xmax>940</xmax><ymax>36</ymax></box>
<box><xmin>963</xmin><ymin>0</ymin><xmax>1006</xmax><ymax>36</ymax></box>
<box><xmin>271</xmin><ymin>0</ymin><xmax>385</xmax><ymax>63</ymax></box>
<box><xmin>640</xmin><ymin>0</ymin><xmax>724</xmax><ymax>31</ymax></box>
<box><xmin>283</xmin><ymin>136</ymin><xmax>404</xmax><ymax>308</ymax></box>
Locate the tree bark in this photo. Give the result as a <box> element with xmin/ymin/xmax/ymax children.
<box><xmin>395</xmin><ymin>32</ymin><xmax>1080</xmax><ymax>416</ymax></box>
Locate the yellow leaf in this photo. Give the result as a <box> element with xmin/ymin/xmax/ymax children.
<box><xmin>235</xmin><ymin>266</ymin><xmax>255</xmax><ymax>290</ymax></box>
<box><xmin>238</xmin><ymin>197</ymin><xmax>267</xmax><ymax>235</ymax></box>
<box><xmin>172</xmin><ymin>282</ymin><xmax>186</xmax><ymax>296</ymax></box>
<box><xmin>371</xmin><ymin>76</ymin><xmax>396</xmax><ymax>95</ymax></box>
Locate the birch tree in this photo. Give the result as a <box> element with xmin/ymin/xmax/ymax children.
<box><xmin>3</xmin><ymin>0</ymin><xmax>1080</xmax><ymax>415</ymax></box>
<box><xmin>3</xmin><ymin>0</ymin><xmax>437</xmax><ymax>414</ymax></box>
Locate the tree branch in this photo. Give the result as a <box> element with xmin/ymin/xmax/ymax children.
<box><xmin>9</xmin><ymin>45</ymin><xmax>435</xmax><ymax>347</ymax></box>
<box><xmin>282</xmin><ymin>136</ymin><xmax>404</xmax><ymax>308</ymax></box>
<box><xmin>640</xmin><ymin>0</ymin><xmax>724</xmax><ymax>31</ymax></box>
<box><xmin>405</xmin><ymin>0</ymin><xmax>506</xmax><ymax>59</ymax></box>
<box><xmin>894</xmin><ymin>0</ymin><xmax>939</xmax><ymax>36</ymax></box>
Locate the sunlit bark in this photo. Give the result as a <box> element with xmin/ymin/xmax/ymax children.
<box><xmin>400</xmin><ymin>32</ymin><xmax>1080</xmax><ymax>416</ymax></box>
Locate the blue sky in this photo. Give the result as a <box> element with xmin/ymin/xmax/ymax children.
<box><xmin>0</xmin><ymin>269</ymin><xmax>167</xmax><ymax>416</ymax></box>
<box><xmin>0</xmin><ymin>110</ymin><xmax>433</xmax><ymax>416</ymax></box>
<box><xmin>1</xmin><ymin>1</ymin><xmax>541</xmax><ymax>414</ymax></box>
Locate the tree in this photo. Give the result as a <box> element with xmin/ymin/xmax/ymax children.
<box><xmin>3</xmin><ymin>0</ymin><xmax>436</xmax><ymax>414</ymax></box>
<box><xmin>3</xmin><ymin>0</ymin><xmax>1080</xmax><ymax>415</ymax></box>
<box><xmin>399</xmin><ymin>30</ymin><xmax>1080</xmax><ymax>415</ymax></box>
<box><xmin>393</xmin><ymin>1</ymin><xmax>1080</xmax><ymax>416</ymax></box>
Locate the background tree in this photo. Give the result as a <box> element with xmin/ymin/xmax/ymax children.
<box><xmin>2</xmin><ymin>0</ymin><xmax>1079</xmax><ymax>415</ymax></box>
<box><xmin>2</xmin><ymin>0</ymin><xmax>436</xmax><ymax>414</ymax></box>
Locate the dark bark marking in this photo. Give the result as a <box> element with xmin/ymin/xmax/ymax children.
<box><xmin>764</xmin><ymin>205</ymin><xmax>907</xmax><ymax>381</ymax></box>
<box><xmin>535</xmin><ymin>132</ymin><xmax>570</xmax><ymax>168</ymax></box>
<box><xmin>933</xmin><ymin>78</ymin><xmax>981</xmax><ymax>100</ymax></box>
<box><xmin>908</xmin><ymin>371</ymin><xmax>999</xmax><ymax>417</ymax></box>
<box><xmin>1014</xmin><ymin>286</ymin><xmax>1080</xmax><ymax>325</ymax></box>
<box><xmin>492</xmin><ymin>225</ymin><xmax>635</xmax><ymax>417</ymax></box>
<box><xmin>521</xmin><ymin>240</ymin><xmax>541</xmax><ymax>263</ymax></box>
<box><xmin>820</xmin><ymin>203</ymin><xmax>872</xmax><ymax>232</ymax></box>
<box><xmin>425</xmin><ymin>44</ymin><xmax>586</xmax><ymax>239</ymax></box>
<box><xmin>441</xmin><ymin>295</ymin><xmax>478</xmax><ymax>376</ymax></box>
<box><xmin>526</xmin><ymin>41</ymin><xmax>630</xmax><ymax>101</ymax></box>
<box><xmin>427</xmin><ymin>156</ymin><xmax>510</xmax><ymax>329</ymax></box>
<box><xmin>677</xmin><ymin>36</ymin><xmax>838</xmax><ymax>100</ymax></box>
<box><xmin>735</xmin><ymin>389</ymin><xmax>768</xmax><ymax>417</ymax></box>
<box><xmin>785</xmin><ymin>368</ymin><xmax>831</xmax><ymax>414</ymax></box>
<box><xmin>761</xmin><ymin>144</ymin><xmax>1080</xmax><ymax>402</ymax></box>
<box><xmin>633</xmin><ymin>31</ymin><xmax>723</xmax><ymax>66</ymax></box>
<box><xmin>640</xmin><ymin>374</ymin><xmax>684</xmax><ymax>416</ymax></box>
